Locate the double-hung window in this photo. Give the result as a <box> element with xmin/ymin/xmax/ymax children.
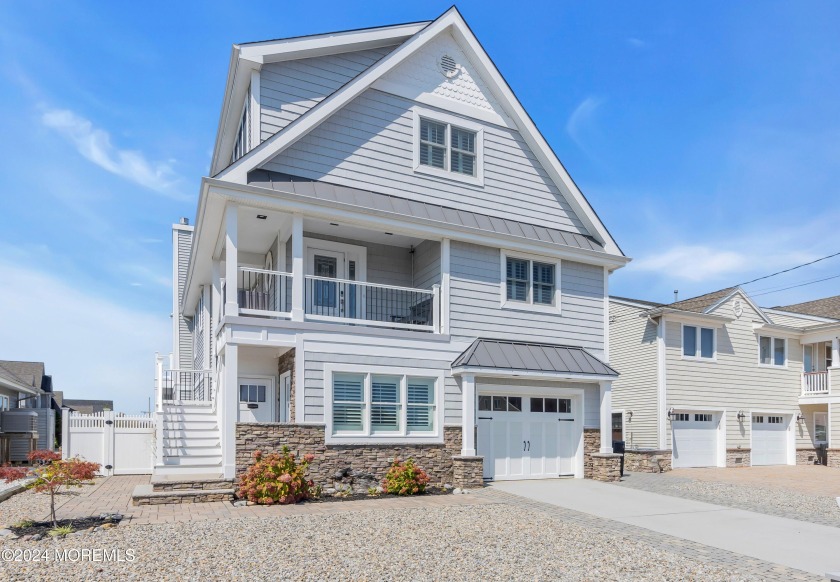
<box><xmin>503</xmin><ymin>253</ymin><xmax>559</xmax><ymax>310</ymax></box>
<box><xmin>683</xmin><ymin>325</ymin><xmax>715</xmax><ymax>359</ymax></box>
<box><xmin>759</xmin><ymin>336</ymin><xmax>786</xmax><ymax>367</ymax></box>
<box><xmin>415</xmin><ymin>111</ymin><xmax>482</xmax><ymax>183</ymax></box>
<box><xmin>329</xmin><ymin>369</ymin><xmax>440</xmax><ymax>441</ymax></box>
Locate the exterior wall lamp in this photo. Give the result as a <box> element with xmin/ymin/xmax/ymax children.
<box><xmin>736</xmin><ymin>410</ymin><xmax>746</xmax><ymax>421</ymax></box>
<box><xmin>626</xmin><ymin>410</ymin><xmax>633</xmax><ymax>421</ymax></box>
<box><xmin>796</xmin><ymin>413</ymin><xmax>805</xmax><ymax>422</ymax></box>
<box><xmin>666</xmin><ymin>407</ymin><xmax>675</xmax><ymax>420</ymax></box>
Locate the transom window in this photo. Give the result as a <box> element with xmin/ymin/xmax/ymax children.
<box><xmin>418</xmin><ymin>118</ymin><xmax>477</xmax><ymax>176</ymax></box>
<box><xmin>505</xmin><ymin>256</ymin><xmax>557</xmax><ymax>306</ymax></box>
<box><xmin>759</xmin><ymin>336</ymin><xmax>786</xmax><ymax>366</ymax></box>
<box><xmin>239</xmin><ymin>384</ymin><xmax>266</xmax><ymax>403</ymax></box>
<box><xmin>331</xmin><ymin>372</ymin><xmax>437</xmax><ymax>436</ymax></box>
<box><xmin>478</xmin><ymin>395</ymin><xmax>522</xmax><ymax>412</ymax></box>
<box><xmin>672</xmin><ymin>413</ymin><xmax>690</xmax><ymax>422</ymax></box>
<box><xmin>768</xmin><ymin>416</ymin><xmax>783</xmax><ymax>424</ymax></box>
<box><xmin>695</xmin><ymin>413</ymin><xmax>713</xmax><ymax>422</ymax></box>
<box><xmin>753</xmin><ymin>415</ymin><xmax>764</xmax><ymax>424</ymax></box>
<box><xmin>683</xmin><ymin>325</ymin><xmax>715</xmax><ymax>359</ymax></box>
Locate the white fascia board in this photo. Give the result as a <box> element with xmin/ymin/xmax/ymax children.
<box><xmin>705</xmin><ymin>287</ymin><xmax>773</xmax><ymax>324</ymax></box>
<box><xmin>610</xmin><ymin>297</ymin><xmax>661</xmax><ymax>310</ymax></box>
<box><xmin>210</xmin><ymin>47</ymin><xmax>258</xmax><ymax>176</ymax></box>
<box><xmin>213</xmin><ymin>8</ymin><xmax>627</xmax><ymax>261</ymax></box>
<box><xmin>752</xmin><ymin>322</ymin><xmax>805</xmax><ymax>337</ymax></box>
<box><xmin>800</xmin><ymin>323</ymin><xmax>840</xmax><ymax>343</ymax></box>
<box><xmin>238</xmin><ymin>22</ymin><xmax>428</xmax><ymax>64</ymax></box>
<box><xmin>205</xmin><ymin>178</ymin><xmax>630</xmax><ymax>267</ymax></box>
<box><xmin>650</xmin><ymin>309</ymin><xmax>733</xmax><ymax>326</ymax></box>
<box><xmin>0</xmin><ymin>377</ymin><xmax>39</xmax><ymax>395</ymax></box>
<box><xmin>450</xmin><ymin>367</ymin><xmax>614</xmax><ymax>383</ymax></box>
<box><xmin>763</xmin><ymin>308</ymin><xmax>838</xmax><ymax>325</ymax></box>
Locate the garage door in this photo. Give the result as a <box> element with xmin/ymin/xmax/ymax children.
<box><xmin>672</xmin><ymin>412</ymin><xmax>719</xmax><ymax>468</ymax></box>
<box><xmin>477</xmin><ymin>394</ymin><xmax>577</xmax><ymax>481</ymax></box>
<box><xmin>751</xmin><ymin>414</ymin><xmax>789</xmax><ymax>466</ymax></box>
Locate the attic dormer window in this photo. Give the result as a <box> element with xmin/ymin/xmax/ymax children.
<box><xmin>414</xmin><ymin>108</ymin><xmax>483</xmax><ymax>185</ymax></box>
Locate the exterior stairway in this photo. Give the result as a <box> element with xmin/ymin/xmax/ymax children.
<box><xmin>154</xmin><ymin>402</ymin><xmax>224</xmax><ymax>476</ymax></box>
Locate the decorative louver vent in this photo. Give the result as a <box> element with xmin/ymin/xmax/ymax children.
<box><xmin>438</xmin><ymin>54</ymin><xmax>458</xmax><ymax>78</ymax></box>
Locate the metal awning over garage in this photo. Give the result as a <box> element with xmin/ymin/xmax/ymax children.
<box><xmin>451</xmin><ymin>339</ymin><xmax>618</xmax><ymax>379</ymax></box>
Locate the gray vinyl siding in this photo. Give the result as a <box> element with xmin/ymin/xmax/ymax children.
<box><xmin>302</xmin><ymin>351</ymin><xmax>460</xmax><ymax>426</ymax></box>
<box><xmin>448</xmin><ymin>241</ymin><xmax>605</xmax><ymax>354</ymax></box>
<box><xmin>260</xmin><ymin>47</ymin><xmax>395</xmax><ymax>142</ymax></box>
<box><xmin>175</xmin><ymin>228</ymin><xmax>194</xmax><ymax>369</ymax></box>
<box><xmin>412</xmin><ymin>240</ymin><xmax>441</xmax><ymax>290</ymax></box>
<box><xmin>608</xmin><ymin>301</ymin><xmax>659</xmax><ymax>449</ymax></box>
<box><xmin>261</xmin><ymin>88</ymin><xmax>589</xmax><ymax>234</ymax></box>
<box><xmin>35</xmin><ymin>408</ymin><xmax>55</xmax><ymax>451</ymax></box>
<box><xmin>664</xmin><ymin>294</ymin><xmax>803</xmax><ymax>449</ymax></box>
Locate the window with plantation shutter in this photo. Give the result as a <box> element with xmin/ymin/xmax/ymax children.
<box><xmin>415</xmin><ymin>112</ymin><xmax>481</xmax><ymax>182</ymax></box>
<box><xmin>407</xmin><ymin>378</ymin><xmax>435</xmax><ymax>433</ymax></box>
<box><xmin>503</xmin><ymin>253</ymin><xmax>559</xmax><ymax>310</ymax></box>
<box><xmin>419</xmin><ymin>119</ymin><xmax>446</xmax><ymax>169</ymax></box>
<box><xmin>333</xmin><ymin>374</ymin><xmax>364</xmax><ymax>432</ymax></box>
<box><xmin>371</xmin><ymin>375</ymin><xmax>400</xmax><ymax>433</ymax></box>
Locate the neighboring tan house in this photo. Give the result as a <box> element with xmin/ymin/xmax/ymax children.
<box><xmin>610</xmin><ymin>289</ymin><xmax>840</xmax><ymax>469</ymax></box>
<box><xmin>153</xmin><ymin>8</ymin><xmax>629</xmax><ymax>490</ymax></box>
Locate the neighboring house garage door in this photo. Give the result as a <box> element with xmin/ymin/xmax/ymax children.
<box><xmin>476</xmin><ymin>394</ymin><xmax>577</xmax><ymax>480</ymax></box>
<box><xmin>751</xmin><ymin>414</ymin><xmax>789</xmax><ymax>466</ymax></box>
<box><xmin>672</xmin><ymin>412</ymin><xmax>719</xmax><ymax>468</ymax></box>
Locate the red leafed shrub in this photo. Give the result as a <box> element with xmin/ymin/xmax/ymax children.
<box><xmin>237</xmin><ymin>447</ymin><xmax>316</xmax><ymax>505</ymax></box>
<box><xmin>382</xmin><ymin>458</ymin><xmax>430</xmax><ymax>496</ymax></box>
<box><xmin>28</xmin><ymin>450</ymin><xmax>62</xmax><ymax>465</ymax></box>
<box><xmin>0</xmin><ymin>456</ymin><xmax>100</xmax><ymax>526</ymax></box>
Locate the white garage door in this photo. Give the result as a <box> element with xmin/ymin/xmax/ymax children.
<box><xmin>751</xmin><ymin>414</ymin><xmax>789</xmax><ymax>466</ymax></box>
<box><xmin>477</xmin><ymin>394</ymin><xmax>577</xmax><ymax>481</ymax></box>
<box><xmin>672</xmin><ymin>412</ymin><xmax>719</xmax><ymax>468</ymax></box>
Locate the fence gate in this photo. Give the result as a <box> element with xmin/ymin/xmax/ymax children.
<box><xmin>62</xmin><ymin>410</ymin><xmax>154</xmax><ymax>476</ymax></box>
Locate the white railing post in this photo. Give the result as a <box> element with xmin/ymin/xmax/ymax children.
<box><xmin>155</xmin><ymin>353</ymin><xmax>164</xmax><ymax>412</ymax></box>
<box><xmin>432</xmin><ymin>284</ymin><xmax>441</xmax><ymax>334</ymax></box>
<box><xmin>291</xmin><ymin>214</ymin><xmax>304</xmax><ymax>322</ymax></box>
<box><xmin>225</xmin><ymin>205</ymin><xmax>239</xmax><ymax>317</ymax></box>
<box><xmin>61</xmin><ymin>407</ymin><xmax>70</xmax><ymax>460</ymax></box>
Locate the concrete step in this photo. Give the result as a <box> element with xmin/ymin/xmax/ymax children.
<box><xmin>132</xmin><ymin>484</ymin><xmax>234</xmax><ymax>506</ymax></box>
<box><xmin>151</xmin><ymin>474</ymin><xmax>231</xmax><ymax>492</ymax></box>
<box><xmin>163</xmin><ymin>437</ymin><xmax>220</xmax><ymax>448</ymax></box>
<box><xmin>162</xmin><ymin>446</ymin><xmax>222</xmax><ymax>457</ymax></box>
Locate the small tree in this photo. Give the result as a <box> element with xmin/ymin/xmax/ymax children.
<box><xmin>0</xmin><ymin>450</ymin><xmax>100</xmax><ymax>527</ymax></box>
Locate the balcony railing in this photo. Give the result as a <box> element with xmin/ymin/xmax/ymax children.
<box><xmin>304</xmin><ymin>275</ymin><xmax>439</xmax><ymax>332</ymax></box>
<box><xmin>237</xmin><ymin>267</ymin><xmax>292</xmax><ymax>317</ymax></box>
<box><xmin>802</xmin><ymin>371</ymin><xmax>829</xmax><ymax>395</ymax></box>
<box><xmin>158</xmin><ymin>369</ymin><xmax>213</xmax><ymax>403</ymax></box>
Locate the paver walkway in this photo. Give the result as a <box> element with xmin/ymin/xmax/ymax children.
<box><xmin>668</xmin><ymin>465</ymin><xmax>840</xmax><ymax>497</ymax></box>
<box><xmin>491</xmin><ymin>479</ymin><xmax>840</xmax><ymax>578</ymax></box>
<box><xmin>50</xmin><ymin>476</ymin><xmax>493</xmax><ymax>525</ymax></box>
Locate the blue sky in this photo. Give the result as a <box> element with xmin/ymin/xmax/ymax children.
<box><xmin>1</xmin><ymin>1</ymin><xmax>839</xmax><ymax>412</ymax></box>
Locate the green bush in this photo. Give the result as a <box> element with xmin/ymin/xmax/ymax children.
<box><xmin>382</xmin><ymin>458</ymin><xmax>430</xmax><ymax>495</ymax></box>
<box><xmin>237</xmin><ymin>447</ymin><xmax>315</xmax><ymax>505</ymax></box>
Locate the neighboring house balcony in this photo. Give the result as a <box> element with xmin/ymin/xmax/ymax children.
<box><xmin>211</xmin><ymin>203</ymin><xmax>445</xmax><ymax>338</ymax></box>
<box><xmin>800</xmin><ymin>338</ymin><xmax>840</xmax><ymax>401</ymax></box>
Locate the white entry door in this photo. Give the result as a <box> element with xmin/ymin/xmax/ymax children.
<box><xmin>477</xmin><ymin>394</ymin><xmax>577</xmax><ymax>481</ymax></box>
<box><xmin>672</xmin><ymin>411</ymin><xmax>719</xmax><ymax>468</ymax></box>
<box><xmin>751</xmin><ymin>414</ymin><xmax>789</xmax><ymax>466</ymax></box>
<box><xmin>238</xmin><ymin>377</ymin><xmax>276</xmax><ymax>423</ymax></box>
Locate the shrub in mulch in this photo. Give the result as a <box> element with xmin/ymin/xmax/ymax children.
<box><xmin>382</xmin><ymin>458</ymin><xmax>431</xmax><ymax>495</ymax></box>
<box><xmin>9</xmin><ymin>514</ymin><xmax>122</xmax><ymax>540</ymax></box>
<box><xmin>237</xmin><ymin>447</ymin><xmax>317</xmax><ymax>505</ymax></box>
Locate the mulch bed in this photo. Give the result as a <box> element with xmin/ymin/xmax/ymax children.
<box><xmin>310</xmin><ymin>487</ymin><xmax>451</xmax><ymax>504</ymax></box>
<box><xmin>10</xmin><ymin>515</ymin><xmax>122</xmax><ymax>537</ymax></box>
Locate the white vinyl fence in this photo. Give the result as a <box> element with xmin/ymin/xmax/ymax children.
<box><xmin>61</xmin><ymin>410</ymin><xmax>155</xmax><ymax>476</ymax></box>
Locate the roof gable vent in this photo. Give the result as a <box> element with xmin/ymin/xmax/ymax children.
<box><xmin>438</xmin><ymin>54</ymin><xmax>459</xmax><ymax>78</ymax></box>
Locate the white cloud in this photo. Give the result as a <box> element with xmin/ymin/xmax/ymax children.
<box><xmin>626</xmin><ymin>37</ymin><xmax>648</xmax><ymax>49</ymax></box>
<box><xmin>631</xmin><ymin>245</ymin><xmax>748</xmax><ymax>281</ymax></box>
<box><xmin>0</xmin><ymin>259</ymin><xmax>169</xmax><ymax>414</ymax></box>
<box><xmin>566</xmin><ymin>96</ymin><xmax>604</xmax><ymax>153</ymax></box>
<box><xmin>41</xmin><ymin>108</ymin><xmax>187</xmax><ymax>199</ymax></box>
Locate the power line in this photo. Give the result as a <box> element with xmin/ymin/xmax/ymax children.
<box><xmin>738</xmin><ymin>251</ymin><xmax>840</xmax><ymax>286</ymax></box>
<box><xmin>750</xmin><ymin>273</ymin><xmax>840</xmax><ymax>298</ymax></box>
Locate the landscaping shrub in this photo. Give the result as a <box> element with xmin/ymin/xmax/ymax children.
<box><xmin>382</xmin><ymin>458</ymin><xmax>430</xmax><ymax>495</ymax></box>
<box><xmin>28</xmin><ymin>450</ymin><xmax>61</xmax><ymax>465</ymax></box>
<box><xmin>237</xmin><ymin>447</ymin><xmax>315</xmax><ymax>505</ymax></box>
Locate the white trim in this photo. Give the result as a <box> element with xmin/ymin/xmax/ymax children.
<box><xmin>603</xmin><ymin>268</ymin><xmax>610</xmax><ymax>362</ymax></box>
<box><xmin>756</xmin><ymin>334</ymin><xmax>788</xmax><ymax>369</ymax></box>
<box><xmin>249</xmin><ymin>70</ymin><xmax>261</xmax><ymax>148</ymax></box>
<box><xmin>612</xmin><ymin>408</ymin><xmax>626</xmax><ymax>442</ymax></box>
<box><xmin>451</xmin><ymin>367</ymin><xmax>613</xmax><ymax>383</ymax></box>
<box><xmin>440</xmin><ymin>238</ymin><xmax>451</xmax><ymax>335</ymax></box>
<box><xmin>705</xmin><ymin>287</ymin><xmax>773</xmax><ymax>324</ymax></box>
<box><xmin>499</xmin><ymin>250</ymin><xmax>561</xmax><ymax>314</ymax></box>
<box><xmin>323</xmin><ymin>363</ymin><xmax>445</xmax><ymax>444</ymax></box>
<box><xmin>294</xmin><ymin>335</ymin><xmax>304</xmax><ymax>423</ymax></box>
<box><xmin>374</xmin><ymin>80</ymin><xmax>511</xmax><ymax>127</ymax></box>
<box><xmin>303</xmin><ymin>237</ymin><xmax>368</xmax><ymax>281</ymax></box>
<box><xmin>814</xmin><ymin>410</ymin><xmax>828</xmax><ymax>445</ymax></box>
<box><xmin>215</xmin><ymin>8</ymin><xmax>625</xmax><ymax>256</ymax></box>
<box><xmin>610</xmin><ymin>296</ymin><xmax>662</xmax><ymax>310</ymax></box>
<box><xmin>279</xmin><ymin>371</ymin><xmax>291</xmax><ymax>423</ymax></box>
<box><xmin>411</xmin><ymin>107</ymin><xmax>484</xmax><ymax>186</ymax></box>
<box><xmin>763</xmin><ymin>308</ymin><xmax>838</xmax><ymax>324</ymax></box>
<box><xmin>656</xmin><ymin>317</ymin><xmax>667</xmax><ymax>450</ymax></box>
<box><xmin>669</xmin><ymin>407</ymin><xmax>727</xmax><ymax>468</ymax></box>
<box><xmin>679</xmin><ymin>322</ymin><xmax>717</xmax><ymax>362</ymax></box>
<box><xmin>237</xmin><ymin>375</ymin><xmax>276</xmax><ymax>423</ymax></box>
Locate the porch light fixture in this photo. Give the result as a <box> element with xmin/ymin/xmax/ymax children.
<box><xmin>736</xmin><ymin>410</ymin><xmax>746</xmax><ymax>421</ymax></box>
<box><xmin>626</xmin><ymin>410</ymin><xmax>633</xmax><ymax>421</ymax></box>
<box><xmin>256</xmin><ymin>214</ymin><xmax>267</xmax><ymax>220</ymax></box>
<box><xmin>666</xmin><ymin>407</ymin><xmax>675</xmax><ymax>420</ymax></box>
<box><xmin>796</xmin><ymin>413</ymin><xmax>805</xmax><ymax>422</ymax></box>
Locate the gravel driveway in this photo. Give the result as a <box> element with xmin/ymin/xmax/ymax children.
<box><xmin>0</xmin><ymin>502</ymin><xmax>745</xmax><ymax>581</ymax></box>
<box><xmin>616</xmin><ymin>472</ymin><xmax>840</xmax><ymax>528</ymax></box>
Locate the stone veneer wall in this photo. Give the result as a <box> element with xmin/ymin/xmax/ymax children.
<box><xmin>452</xmin><ymin>456</ymin><xmax>484</xmax><ymax>488</ymax></box>
<box><xmin>624</xmin><ymin>449</ymin><xmax>672</xmax><ymax>473</ymax></box>
<box><xmin>796</xmin><ymin>448</ymin><xmax>821</xmax><ymax>465</ymax></box>
<box><xmin>590</xmin><ymin>453</ymin><xmax>622</xmax><ymax>482</ymax></box>
<box><xmin>583</xmin><ymin>428</ymin><xmax>600</xmax><ymax>479</ymax></box>
<box><xmin>236</xmin><ymin>423</ymin><xmax>462</xmax><ymax>487</ymax></box>
<box><xmin>726</xmin><ymin>448</ymin><xmax>751</xmax><ymax>468</ymax></box>
<box><xmin>828</xmin><ymin>449</ymin><xmax>840</xmax><ymax>468</ymax></box>
<box><xmin>277</xmin><ymin>349</ymin><xmax>295</xmax><ymax>420</ymax></box>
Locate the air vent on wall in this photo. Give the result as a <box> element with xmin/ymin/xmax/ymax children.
<box><xmin>438</xmin><ymin>54</ymin><xmax>459</xmax><ymax>78</ymax></box>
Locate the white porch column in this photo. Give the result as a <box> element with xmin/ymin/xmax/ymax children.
<box><xmin>599</xmin><ymin>380</ymin><xmax>613</xmax><ymax>453</ymax></box>
<box><xmin>224</xmin><ymin>205</ymin><xmax>239</xmax><ymax>317</ymax></box>
<box><xmin>221</xmin><ymin>343</ymin><xmax>239</xmax><ymax>479</ymax></box>
<box><xmin>291</xmin><ymin>214</ymin><xmax>304</xmax><ymax>322</ymax></box>
<box><xmin>61</xmin><ymin>408</ymin><xmax>70</xmax><ymax>460</ymax></box>
<box><xmin>832</xmin><ymin>337</ymin><xmax>840</xmax><ymax>368</ymax></box>
<box><xmin>461</xmin><ymin>374</ymin><xmax>476</xmax><ymax>456</ymax></box>
<box><xmin>440</xmin><ymin>238</ymin><xmax>451</xmax><ymax>335</ymax></box>
<box><xmin>212</xmin><ymin>259</ymin><xmax>221</xmax><ymax>322</ymax></box>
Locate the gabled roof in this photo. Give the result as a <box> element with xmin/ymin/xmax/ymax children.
<box><xmin>610</xmin><ymin>296</ymin><xmax>665</xmax><ymax>308</ymax></box>
<box><xmin>215</xmin><ymin>7</ymin><xmax>624</xmax><ymax>256</ymax></box>
<box><xmin>0</xmin><ymin>361</ymin><xmax>44</xmax><ymax>394</ymax></box>
<box><xmin>249</xmin><ymin>171</ymin><xmax>606</xmax><ymax>253</ymax></box>
<box><xmin>774</xmin><ymin>295</ymin><xmax>840</xmax><ymax>321</ymax></box>
<box><xmin>452</xmin><ymin>339</ymin><xmax>618</xmax><ymax>377</ymax></box>
<box><xmin>668</xmin><ymin>287</ymin><xmax>737</xmax><ymax>314</ymax></box>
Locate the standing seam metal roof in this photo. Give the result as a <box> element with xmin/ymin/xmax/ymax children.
<box><xmin>247</xmin><ymin>170</ymin><xmax>606</xmax><ymax>253</ymax></box>
<box><xmin>451</xmin><ymin>339</ymin><xmax>618</xmax><ymax>377</ymax></box>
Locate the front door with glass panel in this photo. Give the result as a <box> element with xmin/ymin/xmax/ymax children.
<box><xmin>306</xmin><ymin>249</ymin><xmax>345</xmax><ymax>318</ymax></box>
<box><xmin>238</xmin><ymin>377</ymin><xmax>275</xmax><ymax>423</ymax></box>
